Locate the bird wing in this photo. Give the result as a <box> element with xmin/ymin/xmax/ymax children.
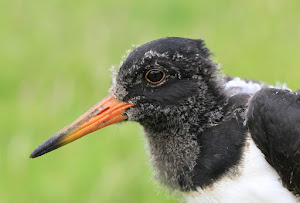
<box><xmin>246</xmin><ymin>88</ymin><xmax>300</xmax><ymax>195</ymax></box>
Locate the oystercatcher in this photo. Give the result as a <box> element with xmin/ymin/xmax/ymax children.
<box><xmin>31</xmin><ymin>37</ymin><xmax>299</xmax><ymax>202</ymax></box>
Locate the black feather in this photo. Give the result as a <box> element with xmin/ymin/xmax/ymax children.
<box><xmin>247</xmin><ymin>88</ymin><xmax>300</xmax><ymax>195</ymax></box>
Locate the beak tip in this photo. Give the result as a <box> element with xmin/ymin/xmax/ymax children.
<box><xmin>29</xmin><ymin>144</ymin><xmax>51</xmax><ymax>159</ymax></box>
<box><xmin>30</xmin><ymin>149</ymin><xmax>40</xmax><ymax>159</ymax></box>
<box><xmin>30</xmin><ymin>137</ymin><xmax>64</xmax><ymax>159</ymax></box>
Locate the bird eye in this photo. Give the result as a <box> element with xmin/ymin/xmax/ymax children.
<box><xmin>145</xmin><ymin>69</ymin><xmax>166</xmax><ymax>84</ymax></box>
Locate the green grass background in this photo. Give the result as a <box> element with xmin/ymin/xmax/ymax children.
<box><xmin>1</xmin><ymin>0</ymin><xmax>300</xmax><ymax>202</ymax></box>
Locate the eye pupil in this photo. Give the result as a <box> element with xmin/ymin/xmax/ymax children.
<box><xmin>149</xmin><ymin>70</ymin><xmax>163</xmax><ymax>82</ymax></box>
<box><xmin>146</xmin><ymin>69</ymin><xmax>165</xmax><ymax>83</ymax></box>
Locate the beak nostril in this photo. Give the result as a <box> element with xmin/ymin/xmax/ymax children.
<box><xmin>90</xmin><ymin>106</ymin><xmax>110</xmax><ymax>118</ymax></box>
<box><xmin>96</xmin><ymin>107</ymin><xmax>110</xmax><ymax>116</ymax></box>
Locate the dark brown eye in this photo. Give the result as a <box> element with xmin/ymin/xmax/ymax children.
<box><xmin>145</xmin><ymin>69</ymin><xmax>166</xmax><ymax>84</ymax></box>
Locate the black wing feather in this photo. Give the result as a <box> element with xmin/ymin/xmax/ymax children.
<box><xmin>247</xmin><ymin>88</ymin><xmax>300</xmax><ymax>195</ymax></box>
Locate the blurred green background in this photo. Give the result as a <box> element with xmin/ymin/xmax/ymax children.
<box><xmin>1</xmin><ymin>0</ymin><xmax>300</xmax><ymax>202</ymax></box>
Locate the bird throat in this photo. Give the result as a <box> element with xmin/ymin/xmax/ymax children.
<box><xmin>144</xmin><ymin>126</ymin><xmax>200</xmax><ymax>191</ymax></box>
<box><xmin>142</xmin><ymin>95</ymin><xmax>225</xmax><ymax>192</ymax></box>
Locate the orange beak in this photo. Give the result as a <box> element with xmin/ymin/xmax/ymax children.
<box><xmin>30</xmin><ymin>93</ymin><xmax>134</xmax><ymax>158</ymax></box>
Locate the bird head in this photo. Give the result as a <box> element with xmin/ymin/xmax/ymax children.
<box><xmin>30</xmin><ymin>37</ymin><xmax>223</xmax><ymax>158</ymax></box>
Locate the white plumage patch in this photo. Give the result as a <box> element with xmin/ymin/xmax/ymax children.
<box><xmin>224</xmin><ymin>77</ymin><xmax>265</xmax><ymax>96</ymax></box>
<box><xmin>185</xmin><ymin>136</ymin><xmax>298</xmax><ymax>203</ymax></box>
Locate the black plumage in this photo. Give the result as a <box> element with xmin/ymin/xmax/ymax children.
<box><xmin>191</xmin><ymin>94</ymin><xmax>250</xmax><ymax>190</ymax></box>
<box><xmin>247</xmin><ymin>88</ymin><xmax>300</xmax><ymax>195</ymax></box>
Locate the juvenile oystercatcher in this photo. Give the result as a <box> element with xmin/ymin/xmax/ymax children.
<box><xmin>31</xmin><ymin>37</ymin><xmax>299</xmax><ymax>202</ymax></box>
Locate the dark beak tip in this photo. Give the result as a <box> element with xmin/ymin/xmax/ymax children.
<box><xmin>29</xmin><ymin>152</ymin><xmax>37</xmax><ymax>159</ymax></box>
<box><xmin>29</xmin><ymin>143</ymin><xmax>51</xmax><ymax>159</ymax></box>
<box><xmin>29</xmin><ymin>148</ymin><xmax>40</xmax><ymax>159</ymax></box>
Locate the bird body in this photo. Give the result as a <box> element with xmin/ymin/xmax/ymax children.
<box><xmin>31</xmin><ymin>37</ymin><xmax>300</xmax><ymax>202</ymax></box>
<box><xmin>185</xmin><ymin>137</ymin><xmax>297</xmax><ymax>203</ymax></box>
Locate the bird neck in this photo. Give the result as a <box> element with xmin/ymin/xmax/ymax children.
<box><xmin>142</xmin><ymin>89</ymin><xmax>228</xmax><ymax>191</ymax></box>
